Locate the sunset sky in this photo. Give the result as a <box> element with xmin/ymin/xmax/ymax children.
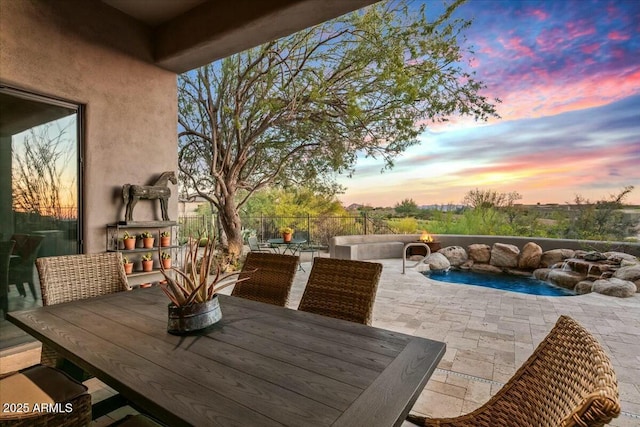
<box><xmin>337</xmin><ymin>0</ymin><xmax>640</xmax><ymax>207</ymax></box>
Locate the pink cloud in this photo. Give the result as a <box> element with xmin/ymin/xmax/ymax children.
<box><xmin>565</xmin><ymin>20</ymin><xmax>596</xmax><ymax>39</ymax></box>
<box><xmin>580</xmin><ymin>43</ymin><xmax>600</xmax><ymax>54</ymax></box>
<box><xmin>529</xmin><ymin>9</ymin><xmax>549</xmax><ymax>20</ymax></box>
<box><xmin>498</xmin><ymin>36</ymin><xmax>536</xmax><ymax>59</ymax></box>
<box><xmin>608</xmin><ymin>30</ymin><xmax>630</xmax><ymax>41</ymax></box>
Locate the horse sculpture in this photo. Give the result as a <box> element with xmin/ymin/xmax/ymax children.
<box><xmin>122</xmin><ymin>171</ymin><xmax>177</xmax><ymax>222</ymax></box>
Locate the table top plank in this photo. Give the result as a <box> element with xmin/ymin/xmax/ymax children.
<box><xmin>85</xmin><ymin>299</ymin><xmax>363</xmax><ymax>411</ymax></box>
<box><xmin>50</xmin><ymin>303</ymin><xmax>341</xmax><ymax>426</ymax></box>
<box><xmin>333</xmin><ymin>338</ymin><xmax>446</xmax><ymax>427</ymax></box>
<box><xmin>9</xmin><ymin>309</ymin><xmax>283</xmax><ymax>427</ymax></box>
<box><xmin>8</xmin><ymin>286</ymin><xmax>446</xmax><ymax>427</ymax></box>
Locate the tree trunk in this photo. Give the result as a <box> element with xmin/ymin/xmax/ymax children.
<box><xmin>218</xmin><ymin>196</ymin><xmax>243</xmax><ymax>260</ymax></box>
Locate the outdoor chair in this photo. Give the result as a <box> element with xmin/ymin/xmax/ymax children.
<box><xmin>36</xmin><ymin>252</ymin><xmax>131</xmax><ymax>368</ymax></box>
<box><xmin>8</xmin><ymin>234</ymin><xmax>44</xmax><ymax>299</ymax></box>
<box><xmin>0</xmin><ymin>363</ymin><xmax>92</xmax><ymax>426</ymax></box>
<box><xmin>247</xmin><ymin>236</ymin><xmax>276</xmax><ymax>253</ymax></box>
<box><xmin>0</xmin><ymin>240</ymin><xmax>15</xmax><ymax>319</ymax></box>
<box><xmin>231</xmin><ymin>252</ymin><xmax>299</xmax><ymax>307</ymax></box>
<box><xmin>298</xmin><ymin>257</ymin><xmax>382</xmax><ymax>325</ymax></box>
<box><xmin>406</xmin><ymin>315</ymin><xmax>620</xmax><ymax>427</ymax></box>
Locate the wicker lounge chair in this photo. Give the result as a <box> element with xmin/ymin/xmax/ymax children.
<box><xmin>298</xmin><ymin>257</ymin><xmax>382</xmax><ymax>325</ymax></box>
<box><xmin>407</xmin><ymin>315</ymin><xmax>620</xmax><ymax>427</ymax></box>
<box><xmin>0</xmin><ymin>364</ymin><xmax>92</xmax><ymax>426</ymax></box>
<box><xmin>36</xmin><ymin>252</ymin><xmax>130</xmax><ymax>367</ymax></box>
<box><xmin>231</xmin><ymin>252</ymin><xmax>299</xmax><ymax>307</ymax></box>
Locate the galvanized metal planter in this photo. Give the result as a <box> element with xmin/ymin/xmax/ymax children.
<box><xmin>167</xmin><ymin>295</ymin><xmax>222</xmax><ymax>334</ymax></box>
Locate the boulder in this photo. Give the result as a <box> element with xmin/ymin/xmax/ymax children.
<box><xmin>505</xmin><ymin>268</ymin><xmax>535</xmax><ymax>277</ymax></box>
<box><xmin>437</xmin><ymin>246</ymin><xmax>468</xmax><ymax>267</ymax></box>
<box><xmin>604</xmin><ymin>252</ymin><xmax>639</xmax><ymax>263</ymax></box>
<box><xmin>471</xmin><ymin>263</ymin><xmax>503</xmax><ymax>274</ymax></box>
<box><xmin>621</xmin><ymin>259</ymin><xmax>640</xmax><ymax>267</ymax></box>
<box><xmin>635</xmin><ymin>280</ymin><xmax>640</xmax><ymax>293</ymax></box>
<box><xmin>533</xmin><ymin>268</ymin><xmax>551</xmax><ymax>281</ymax></box>
<box><xmin>592</xmin><ymin>278</ymin><xmax>637</xmax><ymax>298</ymax></box>
<box><xmin>424</xmin><ymin>253</ymin><xmax>450</xmax><ymax>272</ymax></box>
<box><xmin>613</xmin><ymin>265</ymin><xmax>640</xmax><ymax>282</ymax></box>
<box><xmin>490</xmin><ymin>243</ymin><xmax>519</xmax><ymax>268</ymax></box>
<box><xmin>540</xmin><ymin>249</ymin><xmax>575</xmax><ymax>268</ymax></box>
<box><xmin>518</xmin><ymin>242</ymin><xmax>542</xmax><ymax>270</ymax></box>
<box><xmin>547</xmin><ymin>270</ymin><xmax>584</xmax><ymax>290</ymax></box>
<box><xmin>459</xmin><ymin>260</ymin><xmax>474</xmax><ymax>270</ymax></box>
<box><xmin>583</xmin><ymin>251</ymin><xmax>607</xmax><ymax>261</ymax></box>
<box><xmin>467</xmin><ymin>244</ymin><xmax>491</xmax><ymax>263</ymax></box>
<box><xmin>575</xmin><ymin>281</ymin><xmax>594</xmax><ymax>295</ymax></box>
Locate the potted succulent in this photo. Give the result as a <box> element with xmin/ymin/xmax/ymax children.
<box><xmin>160</xmin><ymin>251</ymin><xmax>171</xmax><ymax>269</ymax></box>
<box><xmin>159</xmin><ymin>237</ymin><xmax>250</xmax><ymax>334</ymax></box>
<box><xmin>141</xmin><ymin>252</ymin><xmax>154</xmax><ymax>272</ymax></box>
<box><xmin>160</xmin><ymin>230</ymin><xmax>171</xmax><ymax>247</ymax></box>
<box><xmin>122</xmin><ymin>256</ymin><xmax>134</xmax><ymax>275</ymax></box>
<box><xmin>140</xmin><ymin>231</ymin><xmax>155</xmax><ymax>249</ymax></box>
<box><xmin>122</xmin><ymin>231</ymin><xmax>136</xmax><ymax>250</ymax></box>
<box><xmin>280</xmin><ymin>226</ymin><xmax>294</xmax><ymax>243</ymax></box>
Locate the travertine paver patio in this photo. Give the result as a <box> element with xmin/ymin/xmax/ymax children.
<box><xmin>287</xmin><ymin>257</ymin><xmax>640</xmax><ymax>427</ymax></box>
<box><xmin>91</xmin><ymin>255</ymin><xmax>640</xmax><ymax>426</ymax></box>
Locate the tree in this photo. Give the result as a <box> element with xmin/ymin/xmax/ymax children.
<box><xmin>178</xmin><ymin>0</ymin><xmax>500</xmax><ymax>257</ymax></box>
<box><xmin>394</xmin><ymin>198</ymin><xmax>419</xmax><ymax>217</ymax></box>
<box><xmin>561</xmin><ymin>186</ymin><xmax>637</xmax><ymax>241</ymax></box>
<box><xmin>12</xmin><ymin>122</ymin><xmax>75</xmax><ymax>218</ymax></box>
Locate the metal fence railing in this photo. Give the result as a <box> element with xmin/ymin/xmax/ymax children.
<box><xmin>177</xmin><ymin>213</ymin><xmax>397</xmax><ymax>247</ymax></box>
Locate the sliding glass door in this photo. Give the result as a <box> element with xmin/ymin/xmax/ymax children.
<box><xmin>0</xmin><ymin>85</ymin><xmax>82</xmax><ymax>348</ymax></box>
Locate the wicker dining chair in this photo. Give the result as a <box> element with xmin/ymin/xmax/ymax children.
<box><xmin>36</xmin><ymin>252</ymin><xmax>131</xmax><ymax>367</ymax></box>
<box><xmin>231</xmin><ymin>252</ymin><xmax>299</xmax><ymax>307</ymax></box>
<box><xmin>297</xmin><ymin>257</ymin><xmax>382</xmax><ymax>325</ymax></box>
<box><xmin>407</xmin><ymin>315</ymin><xmax>620</xmax><ymax>427</ymax></box>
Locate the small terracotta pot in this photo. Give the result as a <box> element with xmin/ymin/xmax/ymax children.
<box><xmin>123</xmin><ymin>238</ymin><xmax>136</xmax><ymax>250</ymax></box>
<box><xmin>139</xmin><ymin>283</ymin><xmax>153</xmax><ymax>288</ymax></box>
<box><xmin>142</xmin><ymin>260</ymin><xmax>154</xmax><ymax>272</ymax></box>
<box><xmin>123</xmin><ymin>262</ymin><xmax>134</xmax><ymax>275</ymax></box>
<box><xmin>161</xmin><ymin>258</ymin><xmax>171</xmax><ymax>269</ymax></box>
<box><xmin>142</xmin><ymin>237</ymin><xmax>155</xmax><ymax>248</ymax></box>
<box><xmin>160</xmin><ymin>236</ymin><xmax>171</xmax><ymax>247</ymax></box>
<box><xmin>282</xmin><ymin>232</ymin><xmax>292</xmax><ymax>243</ymax></box>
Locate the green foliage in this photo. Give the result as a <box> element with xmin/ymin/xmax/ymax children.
<box><xmin>177</xmin><ymin>0</ymin><xmax>499</xmax><ymax>254</ymax></box>
<box><xmin>394</xmin><ymin>198</ymin><xmax>420</xmax><ymax>217</ymax></box>
<box><xmin>387</xmin><ymin>217</ymin><xmax>419</xmax><ymax>233</ymax></box>
<box><xmin>556</xmin><ymin>186</ymin><xmax>637</xmax><ymax>241</ymax></box>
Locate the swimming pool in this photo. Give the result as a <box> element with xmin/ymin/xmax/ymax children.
<box><xmin>424</xmin><ymin>270</ymin><xmax>575</xmax><ymax>296</ymax></box>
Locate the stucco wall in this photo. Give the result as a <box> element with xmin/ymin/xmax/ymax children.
<box><xmin>0</xmin><ymin>0</ymin><xmax>178</xmax><ymax>253</ymax></box>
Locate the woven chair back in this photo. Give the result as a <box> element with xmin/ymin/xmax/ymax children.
<box><xmin>231</xmin><ymin>252</ymin><xmax>299</xmax><ymax>306</ymax></box>
<box><xmin>298</xmin><ymin>258</ymin><xmax>382</xmax><ymax>325</ymax></box>
<box><xmin>408</xmin><ymin>315</ymin><xmax>620</xmax><ymax>427</ymax></box>
<box><xmin>36</xmin><ymin>252</ymin><xmax>130</xmax><ymax>306</ymax></box>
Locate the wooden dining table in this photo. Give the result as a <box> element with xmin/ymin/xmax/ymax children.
<box><xmin>8</xmin><ymin>286</ymin><xmax>445</xmax><ymax>426</ymax></box>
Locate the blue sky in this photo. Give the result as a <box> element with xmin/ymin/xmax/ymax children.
<box><xmin>337</xmin><ymin>0</ymin><xmax>640</xmax><ymax>206</ymax></box>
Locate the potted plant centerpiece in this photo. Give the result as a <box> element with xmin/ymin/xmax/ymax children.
<box><xmin>160</xmin><ymin>230</ymin><xmax>171</xmax><ymax>247</ymax></box>
<box><xmin>141</xmin><ymin>252</ymin><xmax>154</xmax><ymax>272</ymax></box>
<box><xmin>140</xmin><ymin>231</ymin><xmax>155</xmax><ymax>248</ymax></box>
<box><xmin>122</xmin><ymin>231</ymin><xmax>136</xmax><ymax>250</ymax></box>
<box><xmin>159</xmin><ymin>237</ymin><xmax>250</xmax><ymax>334</ymax></box>
<box><xmin>122</xmin><ymin>256</ymin><xmax>134</xmax><ymax>275</ymax></box>
<box><xmin>280</xmin><ymin>226</ymin><xmax>294</xmax><ymax>243</ymax></box>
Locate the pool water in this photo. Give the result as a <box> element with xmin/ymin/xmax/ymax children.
<box><xmin>424</xmin><ymin>270</ymin><xmax>575</xmax><ymax>296</ymax></box>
